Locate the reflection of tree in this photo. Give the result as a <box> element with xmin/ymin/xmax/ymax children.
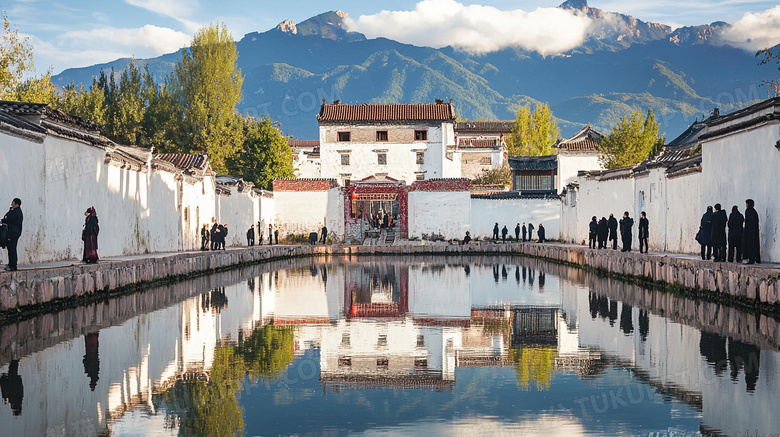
<box><xmin>509</xmin><ymin>346</ymin><xmax>557</xmax><ymax>391</ymax></box>
<box><xmin>156</xmin><ymin>324</ymin><xmax>295</xmax><ymax>436</ymax></box>
<box><xmin>239</xmin><ymin>324</ymin><xmax>296</xmax><ymax>381</ymax></box>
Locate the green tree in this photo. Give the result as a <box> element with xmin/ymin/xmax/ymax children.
<box><xmin>59</xmin><ymin>79</ymin><xmax>106</xmax><ymax>126</ymax></box>
<box><xmin>227</xmin><ymin>117</ymin><xmax>296</xmax><ymax>190</ymax></box>
<box><xmin>471</xmin><ymin>161</ymin><xmax>511</xmax><ymax>187</ymax></box>
<box><xmin>599</xmin><ymin>108</ymin><xmax>665</xmax><ymax>169</ymax></box>
<box><xmin>172</xmin><ymin>22</ymin><xmax>244</xmax><ymax>173</ymax></box>
<box><xmin>9</xmin><ymin>72</ymin><xmax>58</xmax><ymax>105</ymax></box>
<box><xmin>756</xmin><ymin>47</ymin><xmax>780</xmax><ymax>97</ymax></box>
<box><xmin>506</xmin><ymin>103</ymin><xmax>560</xmax><ymax>156</ymax></box>
<box><xmin>0</xmin><ymin>11</ymin><xmax>34</xmax><ymax>99</ymax></box>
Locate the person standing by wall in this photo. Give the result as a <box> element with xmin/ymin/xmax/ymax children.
<box><xmin>247</xmin><ymin>225</ymin><xmax>255</xmax><ymax>247</ymax></box>
<box><xmin>727</xmin><ymin>205</ymin><xmax>743</xmax><ymax>263</ymax></box>
<box><xmin>638</xmin><ymin>212</ymin><xmax>649</xmax><ymax>254</ymax></box>
<box><xmin>711</xmin><ymin>204</ymin><xmax>727</xmax><ymax>262</ymax></box>
<box><xmin>223</xmin><ymin>224</ymin><xmax>229</xmax><ymax>249</ymax></box>
<box><xmin>699</xmin><ymin>206</ymin><xmax>713</xmax><ymax>260</ymax></box>
<box><xmin>274</xmin><ymin>226</ymin><xmax>279</xmax><ymax>245</ymax></box>
<box><xmin>493</xmin><ymin>223</ymin><xmax>499</xmax><ymax>241</ymax></box>
<box><xmin>320</xmin><ymin>224</ymin><xmax>328</xmax><ymax>244</ymax></box>
<box><xmin>210</xmin><ymin>219</ymin><xmax>219</xmax><ymax>251</ymax></box>
<box><xmin>522</xmin><ymin>223</ymin><xmax>527</xmax><ymax>242</ymax></box>
<box><xmin>501</xmin><ymin>225</ymin><xmax>508</xmax><ymax>243</ymax></box>
<box><xmin>258</xmin><ymin>221</ymin><xmax>264</xmax><ymax>246</ymax></box>
<box><xmin>537</xmin><ymin>223</ymin><xmax>546</xmax><ymax>243</ymax></box>
<box><xmin>82</xmin><ymin>206</ymin><xmax>99</xmax><ymax>264</ymax></box>
<box><xmin>514</xmin><ymin>223</ymin><xmax>520</xmax><ymax>241</ymax></box>
<box><xmin>2</xmin><ymin>198</ymin><xmax>23</xmax><ymax>271</ymax></box>
<box><xmin>201</xmin><ymin>224</ymin><xmax>210</xmax><ymax>251</ymax></box>
<box><xmin>588</xmin><ymin>216</ymin><xmax>598</xmax><ymax>249</ymax></box>
<box><xmin>597</xmin><ymin>217</ymin><xmax>609</xmax><ymax>249</ymax></box>
<box><xmin>528</xmin><ymin>223</ymin><xmax>535</xmax><ymax>241</ymax></box>
<box><xmin>608</xmin><ymin>214</ymin><xmax>618</xmax><ymax>250</ymax></box>
<box><xmin>743</xmin><ymin>199</ymin><xmax>760</xmax><ymax>264</ymax></box>
<box><xmin>268</xmin><ymin>223</ymin><xmax>273</xmax><ymax>245</ymax></box>
<box><xmin>619</xmin><ymin>211</ymin><xmax>633</xmax><ymax>252</ymax></box>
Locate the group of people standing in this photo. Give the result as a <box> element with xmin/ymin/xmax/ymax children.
<box><xmin>698</xmin><ymin>199</ymin><xmax>760</xmax><ymax>264</ymax></box>
<box><xmin>588</xmin><ymin>212</ymin><xmax>645</xmax><ymax>253</ymax></box>
<box><xmin>490</xmin><ymin>222</ymin><xmax>546</xmax><ymax>243</ymax></box>
<box><xmin>200</xmin><ymin>219</ymin><xmax>229</xmax><ymax>251</ymax></box>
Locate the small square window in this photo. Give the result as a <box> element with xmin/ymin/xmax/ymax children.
<box><xmin>377</xmin><ymin>357</ymin><xmax>389</xmax><ymax>369</ymax></box>
<box><xmin>416</xmin><ymin>173</ymin><xmax>425</xmax><ymax>181</ymax></box>
<box><xmin>377</xmin><ymin>153</ymin><xmax>387</xmax><ymax>165</ymax></box>
<box><xmin>341</xmin><ymin>154</ymin><xmax>350</xmax><ymax>166</ymax></box>
<box><xmin>341</xmin><ymin>333</ymin><xmax>350</xmax><ymax>346</ymax></box>
<box><xmin>338</xmin><ymin>356</ymin><xmax>352</xmax><ymax>367</ymax></box>
<box><xmin>376</xmin><ymin>130</ymin><xmax>388</xmax><ymax>141</ymax></box>
<box><xmin>338</xmin><ymin>131</ymin><xmax>351</xmax><ymax>142</ymax></box>
<box><xmin>377</xmin><ymin>334</ymin><xmax>388</xmax><ymax>347</ymax></box>
<box><xmin>416</xmin><ymin>335</ymin><xmax>425</xmax><ymax>347</ymax></box>
<box><xmin>416</xmin><ymin>152</ymin><xmax>424</xmax><ymax>165</ymax></box>
<box><xmin>414</xmin><ymin>358</ymin><xmax>428</xmax><ymax>369</ymax></box>
<box><xmin>415</xmin><ymin>130</ymin><xmax>427</xmax><ymax>141</ymax></box>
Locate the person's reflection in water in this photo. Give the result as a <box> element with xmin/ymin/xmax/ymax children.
<box><xmin>699</xmin><ymin>331</ymin><xmax>728</xmax><ymax>376</ymax></box>
<box><xmin>0</xmin><ymin>360</ymin><xmax>23</xmax><ymax>415</ymax></box>
<box><xmin>638</xmin><ymin>309</ymin><xmax>650</xmax><ymax>342</ymax></box>
<box><xmin>501</xmin><ymin>265</ymin><xmax>508</xmax><ymax>281</ymax></box>
<box><xmin>464</xmin><ymin>265</ymin><xmax>470</xmax><ymax>277</ymax></box>
<box><xmin>607</xmin><ymin>300</ymin><xmax>618</xmax><ymax>326</ymax></box>
<box><xmin>619</xmin><ymin>303</ymin><xmax>634</xmax><ymax>334</ymax></box>
<box><xmin>320</xmin><ymin>266</ymin><xmax>328</xmax><ymax>284</ymax></box>
<box><xmin>493</xmin><ymin>265</ymin><xmax>499</xmax><ymax>283</ymax></box>
<box><xmin>728</xmin><ymin>338</ymin><xmax>761</xmax><ymax>392</ymax></box>
<box><xmin>247</xmin><ymin>278</ymin><xmax>255</xmax><ymax>293</ymax></box>
<box><xmin>83</xmin><ymin>332</ymin><xmax>100</xmax><ymax>391</ymax></box>
<box><xmin>515</xmin><ymin>266</ymin><xmax>520</xmax><ymax>284</ymax></box>
<box><xmin>538</xmin><ymin>271</ymin><xmax>545</xmax><ymax>290</ymax></box>
<box><xmin>588</xmin><ymin>292</ymin><xmax>599</xmax><ymax>319</ymax></box>
<box><xmin>522</xmin><ymin>266</ymin><xmax>527</xmax><ymax>283</ymax></box>
<box><xmin>529</xmin><ymin>269</ymin><xmax>535</xmax><ymax>287</ymax></box>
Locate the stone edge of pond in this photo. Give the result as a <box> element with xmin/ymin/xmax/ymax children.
<box><xmin>1</xmin><ymin>242</ymin><xmax>779</xmax><ymax>324</ymax></box>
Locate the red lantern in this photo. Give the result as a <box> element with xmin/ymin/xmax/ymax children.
<box><xmin>350</xmin><ymin>191</ymin><xmax>357</xmax><ymax>201</ymax></box>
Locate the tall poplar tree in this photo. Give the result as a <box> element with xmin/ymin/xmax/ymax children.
<box><xmin>172</xmin><ymin>22</ymin><xmax>244</xmax><ymax>173</ymax></box>
<box><xmin>599</xmin><ymin>108</ymin><xmax>665</xmax><ymax>169</ymax></box>
<box><xmin>507</xmin><ymin>103</ymin><xmax>560</xmax><ymax>156</ymax></box>
<box><xmin>0</xmin><ymin>11</ymin><xmax>34</xmax><ymax>99</ymax></box>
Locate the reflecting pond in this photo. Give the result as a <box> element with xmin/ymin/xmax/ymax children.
<box><xmin>0</xmin><ymin>256</ymin><xmax>778</xmax><ymax>436</ymax></box>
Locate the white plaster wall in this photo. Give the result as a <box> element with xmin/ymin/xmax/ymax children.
<box><xmin>702</xmin><ymin>123</ymin><xmax>780</xmax><ymax>262</ymax></box>
<box><xmin>566</xmin><ymin>175</ymin><xmax>635</xmax><ymax>246</ymax></box>
<box><xmin>326</xmin><ymin>188</ymin><xmax>345</xmax><ymax>241</ymax></box>
<box><xmin>407</xmin><ymin>191</ymin><xmax>471</xmax><ymax>239</ymax></box>
<box><xmin>469</xmin><ymin>198</ymin><xmax>560</xmax><ymax>241</ymax></box>
<box><xmin>272</xmin><ymin>189</ymin><xmax>330</xmax><ymax>239</ymax></box>
<box><xmin>181</xmin><ymin>177</ymin><xmax>216</xmax><ymax>251</ymax></box>
<box><xmin>0</xmin><ymin>132</ymin><xmax>194</xmax><ymax>264</ymax></box>
<box><xmin>319</xmin><ymin>123</ymin><xmax>449</xmax><ymax>183</ymax></box>
<box><xmin>659</xmin><ymin>172</ymin><xmax>702</xmax><ymax>254</ymax></box>
<box><xmin>557</xmin><ymin>153</ymin><xmax>602</xmax><ymax>193</ymax></box>
<box><xmin>293</xmin><ymin>152</ymin><xmax>322</xmax><ymax>179</ymax></box>
<box><xmin>217</xmin><ymin>188</ymin><xmax>259</xmax><ymax>247</ymax></box>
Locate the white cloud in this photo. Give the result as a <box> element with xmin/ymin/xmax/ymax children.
<box><xmin>344</xmin><ymin>0</ymin><xmax>592</xmax><ymax>56</ymax></box>
<box><xmin>717</xmin><ymin>5</ymin><xmax>780</xmax><ymax>50</ymax></box>
<box><xmin>62</xmin><ymin>25</ymin><xmax>191</xmax><ymax>55</ymax></box>
<box><xmin>28</xmin><ymin>25</ymin><xmax>190</xmax><ymax>74</ymax></box>
<box><xmin>125</xmin><ymin>0</ymin><xmax>201</xmax><ymax>32</ymax></box>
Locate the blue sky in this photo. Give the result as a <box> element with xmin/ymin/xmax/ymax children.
<box><xmin>8</xmin><ymin>0</ymin><xmax>780</xmax><ymax>76</ymax></box>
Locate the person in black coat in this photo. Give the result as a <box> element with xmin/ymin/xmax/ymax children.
<box><xmin>528</xmin><ymin>223</ymin><xmax>535</xmax><ymax>241</ymax></box>
<box><xmin>619</xmin><ymin>211</ymin><xmax>633</xmax><ymax>252</ymax></box>
<box><xmin>522</xmin><ymin>223</ymin><xmax>527</xmax><ymax>242</ymax></box>
<box><xmin>597</xmin><ymin>217</ymin><xmax>609</xmax><ymax>249</ymax></box>
<box><xmin>2</xmin><ymin>198</ymin><xmax>23</xmax><ymax>271</ymax></box>
<box><xmin>210</xmin><ymin>219</ymin><xmax>220</xmax><ymax>251</ymax></box>
<box><xmin>638</xmin><ymin>212</ymin><xmax>649</xmax><ymax>253</ymax></box>
<box><xmin>501</xmin><ymin>225</ymin><xmax>508</xmax><ymax>242</ymax></box>
<box><xmin>743</xmin><ymin>199</ymin><xmax>760</xmax><ymax>264</ymax></box>
<box><xmin>514</xmin><ymin>223</ymin><xmax>520</xmax><ymax>241</ymax></box>
<box><xmin>493</xmin><ymin>223</ymin><xmax>499</xmax><ymax>240</ymax></box>
<box><xmin>320</xmin><ymin>225</ymin><xmax>328</xmax><ymax>244</ymax></box>
<box><xmin>588</xmin><ymin>216</ymin><xmax>598</xmax><ymax>249</ymax></box>
<box><xmin>247</xmin><ymin>225</ymin><xmax>255</xmax><ymax>246</ymax></box>
<box><xmin>201</xmin><ymin>224</ymin><xmax>210</xmax><ymax>251</ymax></box>
<box><xmin>710</xmin><ymin>203</ymin><xmax>727</xmax><ymax>262</ymax></box>
<box><xmin>700</xmin><ymin>206</ymin><xmax>713</xmax><ymax>260</ymax></box>
<box><xmin>608</xmin><ymin>214</ymin><xmax>618</xmax><ymax>250</ymax></box>
<box><xmin>727</xmin><ymin>205</ymin><xmax>744</xmax><ymax>263</ymax></box>
<box><xmin>537</xmin><ymin>223</ymin><xmax>546</xmax><ymax>243</ymax></box>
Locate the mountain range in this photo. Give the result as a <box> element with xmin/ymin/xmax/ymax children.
<box><xmin>51</xmin><ymin>1</ymin><xmax>778</xmax><ymax>140</ymax></box>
